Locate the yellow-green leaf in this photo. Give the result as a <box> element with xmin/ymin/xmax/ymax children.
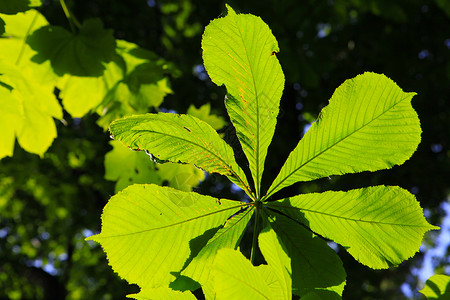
<box><xmin>269</xmin><ymin>186</ymin><xmax>438</xmax><ymax>269</ymax></box>
<box><xmin>87</xmin><ymin>184</ymin><xmax>246</xmax><ymax>289</ymax></box>
<box><xmin>202</xmin><ymin>5</ymin><xmax>285</xmax><ymax>198</ymax></box>
<box><xmin>265</xmin><ymin>73</ymin><xmax>421</xmax><ymax>198</ymax></box>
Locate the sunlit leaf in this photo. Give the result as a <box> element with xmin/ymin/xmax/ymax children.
<box><xmin>27</xmin><ymin>18</ymin><xmax>115</xmax><ymax>76</ymax></box>
<box><xmin>128</xmin><ymin>287</ymin><xmax>196</xmax><ymax>300</ymax></box>
<box><xmin>269</xmin><ymin>186</ymin><xmax>438</xmax><ymax>269</ymax></box>
<box><xmin>95</xmin><ymin>39</ymin><xmax>173</xmax><ymax>128</ymax></box>
<box><xmin>264</xmin><ymin>210</ymin><xmax>346</xmax><ymax>297</ymax></box>
<box><xmin>181</xmin><ymin>208</ymin><xmax>252</xmax><ymax>298</ymax></box>
<box><xmin>57</xmin><ymin>75</ymin><xmax>106</xmax><ymax>118</ymax></box>
<box><xmin>157</xmin><ymin>163</ymin><xmax>205</xmax><ymax>192</ymax></box>
<box><xmin>212</xmin><ymin>249</ymin><xmax>275</xmax><ymax>299</ymax></box>
<box><xmin>202</xmin><ymin>5</ymin><xmax>285</xmax><ymax>197</ymax></box>
<box><xmin>419</xmin><ymin>274</ymin><xmax>450</xmax><ymax>299</ymax></box>
<box><xmin>187</xmin><ymin>103</ymin><xmax>227</xmax><ymax>131</ymax></box>
<box><xmin>265</xmin><ymin>72</ymin><xmax>421</xmax><ymax>198</ymax></box>
<box><xmin>104</xmin><ymin>140</ymin><xmax>161</xmax><ymax>192</ymax></box>
<box><xmin>0</xmin><ymin>61</ymin><xmax>62</xmax><ymax>158</ymax></box>
<box><xmin>0</xmin><ymin>10</ymin><xmax>56</xmax><ymax>87</ymax></box>
<box><xmin>87</xmin><ymin>184</ymin><xmax>245</xmax><ymax>289</ymax></box>
<box><xmin>110</xmin><ymin>113</ymin><xmax>252</xmax><ymax>195</ymax></box>
<box><xmin>259</xmin><ymin>221</ymin><xmax>292</xmax><ymax>299</ymax></box>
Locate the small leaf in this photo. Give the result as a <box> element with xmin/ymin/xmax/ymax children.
<box><xmin>264</xmin><ymin>210</ymin><xmax>346</xmax><ymax>297</ymax></box>
<box><xmin>269</xmin><ymin>186</ymin><xmax>438</xmax><ymax>269</ymax></box>
<box><xmin>202</xmin><ymin>5</ymin><xmax>285</xmax><ymax>198</ymax></box>
<box><xmin>419</xmin><ymin>274</ymin><xmax>450</xmax><ymax>299</ymax></box>
<box><xmin>157</xmin><ymin>163</ymin><xmax>205</xmax><ymax>192</ymax></box>
<box><xmin>27</xmin><ymin>18</ymin><xmax>115</xmax><ymax>76</ymax></box>
<box><xmin>87</xmin><ymin>184</ymin><xmax>246</xmax><ymax>289</ymax></box>
<box><xmin>104</xmin><ymin>140</ymin><xmax>161</xmax><ymax>192</ymax></box>
<box><xmin>110</xmin><ymin>113</ymin><xmax>252</xmax><ymax>196</ymax></box>
<box><xmin>187</xmin><ymin>103</ymin><xmax>227</xmax><ymax>131</ymax></box>
<box><xmin>266</xmin><ymin>72</ymin><xmax>421</xmax><ymax>198</ymax></box>
<box><xmin>212</xmin><ymin>249</ymin><xmax>274</xmax><ymax>299</ymax></box>
<box><xmin>95</xmin><ymin>39</ymin><xmax>173</xmax><ymax>128</ymax></box>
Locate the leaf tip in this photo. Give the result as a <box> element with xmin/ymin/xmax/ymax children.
<box><xmin>224</xmin><ymin>4</ymin><xmax>236</xmax><ymax>16</ymax></box>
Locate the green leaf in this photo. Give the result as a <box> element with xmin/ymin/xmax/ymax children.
<box><xmin>419</xmin><ymin>274</ymin><xmax>450</xmax><ymax>299</ymax></box>
<box><xmin>0</xmin><ymin>0</ymin><xmax>41</xmax><ymax>14</ymax></box>
<box><xmin>128</xmin><ymin>287</ymin><xmax>196</xmax><ymax>300</ymax></box>
<box><xmin>87</xmin><ymin>184</ymin><xmax>245</xmax><ymax>289</ymax></box>
<box><xmin>264</xmin><ymin>210</ymin><xmax>345</xmax><ymax>297</ymax></box>
<box><xmin>157</xmin><ymin>163</ymin><xmax>205</xmax><ymax>192</ymax></box>
<box><xmin>0</xmin><ymin>61</ymin><xmax>62</xmax><ymax>158</ymax></box>
<box><xmin>259</xmin><ymin>221</ymin><xmax>292</xmax><ymax>300</ymax></box>
<box><xmin>57</xmin><ymin>74</ymin><xmax>106</xmax><ymax>118</ymax></box>
<box><xmin>110</xmin><ymin>112</ymin><xmax>252</xmax><ymax>196</ymax></box>
<box><xmin>265</xmin><ymin>72</ymin><xmax>421</xmax><ymax>198</ymax></box>
<box><xmin>95</xmin><ymin>39</ymin><xmax>173</xmax><ymax>128</ymax></box>
<box><xmin>54</xmin><ymin>39</ymin><xmax>172</xmax><ymax>120</ymax></box>
<box><xmin>27</xmin><ymin>18</ymin><xmax>115</xmax><ymax>76</ymax></box>
<box><xmin>0</xmin><ymin>10</ymin><xmax>56</xmax><ymax>87</ymax></box>
<box><xmin>212</xmin><ymin>249</ymin><xmax>274</xmax><ymax>299</ymax></box>
<box><xmin>202</xmin><ymin>5</ymin><xmax>285</xmax><ymax>198</ymax></box>
<box><xmin>269</xmin><ymin>186</ymin><xmax>439</xmax><ymax>269</ymax></box>
<box><xmin>104</xmin><ymin>140</ymin><xmax>161</xmax><ymax>192</ymax></box>
<box><xmin>187</xmin><ymin>103</ymin><xmax>227</xmax><ymax>131</ymax></box>
<box><xmin>181</xmin><ymin>208</ymin><xmax>252</xmax><ymax>298</ymax></box>
<box><xmin>0</xmin><ymin>17</ymin><xmax>4</xmax><ymax>35</ymax></box>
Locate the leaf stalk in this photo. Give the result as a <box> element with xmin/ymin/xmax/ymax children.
<box><xmin>250</xmin><ymin>201</ymin><xmax>261</xmax><ymax>264</ymax></box>
<box><xmin>59</xmin><ymin>0</ymin><xmax>81</xmax><ymax>32</ymax></box>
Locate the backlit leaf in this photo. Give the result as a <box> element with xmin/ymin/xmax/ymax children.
<box><xmin>157</xmin><ymin>163</ymin><xmax>205</xmax><ymax>192</ymax></box>
<box><xmin>128</xmin><ymin>287</ymin><xmax>196</xmax><ymax>300</ymax></box>
<box><xmin>110</xmin><ymin>113</ymin><xmax>252</xmax><ymax>196</ymax></box>
<box><xmin>27</xmin><ymin>18</ymin><xmax>115</xmax><ymax>76</ymax></box>
<box><xmin>269</xmin><ymin>186</ymin><xmax>438</xmax><ymax>269</ymax></box>
<box><xmin>187</xmin><ymin>103</ymin><xmax>227</xmax><ymax>131</ymax></box>
<box><xmin>212</xmin><ymin>249</ymin><xmax>274</xmax><ymax>299</ymax></box>
<box><xmin>87</xmin><ymin>184</ymin><xmax>246</xmax><ymax>289</ymax></box>
<box><xmin>419</xmin><ymin>274</ymin><xmax>450</xmax><ymax>299</ymax></box>
<box><xmin>259</xmin><ymin>221</ymin><xmax>292</xmax><ymax>300</ymax></box>
<box><xmin>104</xmin><ymin>140</ymin><xmax>161</xmax><ymax>192</ymax></box>
<box><xmin>181</xmin><ymin>208</ymin><xmax>252</xmax><ymax>298</ymax></box>
<box><xmin>202</xmin><ymin>5</ymin><xmax>285</xmax><ymax>198</ymax></box>
<box><xmin>265</xmin><ymin>72</ymin><xmax>421</xmax><ymax>198</ymax></box>
<box><xmin>0</xmin><ymin>61</ymin><xmax>62</xmax><ymax>158</ymax></box>
<box><xmin>264</xmin><ymin>210</ymin><xmax>346</xmax><ymax>297</ymax></box>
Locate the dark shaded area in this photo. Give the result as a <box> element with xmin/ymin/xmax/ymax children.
<box><xmin>0</xmin><ymin>0</ymin><xmax>448</xmax><ymax>299</ymax></box>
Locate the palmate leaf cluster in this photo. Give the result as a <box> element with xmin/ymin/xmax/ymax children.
<box><xmin>88</xmin><ymin>5</ymin><xmax>438</xmax><ymax>299</ymax></box>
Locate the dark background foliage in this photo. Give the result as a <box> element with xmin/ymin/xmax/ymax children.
<box><xmin>0</xmin><ymin>0</ymin><xmax>449</xmax><ymax>299</ymax></box>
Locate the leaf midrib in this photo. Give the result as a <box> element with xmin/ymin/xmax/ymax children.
<box><xmin>124</xmin><ymin>126</ymin><xmax>252</xmax><ymax>196</ymax></box>
<box><xmin>265</xmin><ymin>93</ymin><xmax>413</xmax><ymax>199</ymax></box>
<box><xmin>269</xmin><ymin>203</ymin><xmax>431</xmax><ymax>228</ymax></box>
<box><xmin>229</xmin><ymin>15</ymin><xmax>261</xmax><ymax>199</ymax></box>
<box><xmin>99</xmin><ymin>203</ymin><xmax>249</xmax><ymax>238</ymax></box>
